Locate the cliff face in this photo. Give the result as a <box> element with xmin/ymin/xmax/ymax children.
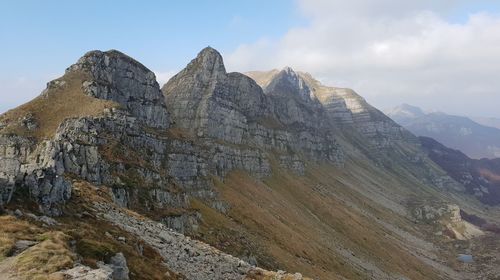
<box><xmin>1</xmin><ymin>47</ymin><xmax>499</xmax><ymax>280</ymax></box>
<box><xmin>163</xmin><ymin>48</ymin><xmax>344</xmax><ymax>171</ymax></box>
<box><xmin>68</xmin><ymin>50</ymin><xmax>170</xmax><ymax>129</ymax></box>
<box><xmin>247</xmin><ymin>70</ymin><xmax>413</xmax><ymax>149</ymax></box>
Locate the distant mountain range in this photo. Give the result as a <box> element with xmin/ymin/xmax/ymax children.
<box><xmin>386</xmin><ymin>104</ymin><xmax>500</xmax><ymax>159</ymax></box>
<box><xmin>471</xmin><ymin>116</ymin><xmax>500</xmax><ymax>130</ymax></box>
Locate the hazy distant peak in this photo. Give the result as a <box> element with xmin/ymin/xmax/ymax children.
<box><xmin>388</xmin><ymin>104</ymin><xmax>500</xmax><ymax>159</ymax></box>
<box><xmin>387</xmin><ymin>104</ymin><xmax>425</xmax><ymax>118</ymax></box>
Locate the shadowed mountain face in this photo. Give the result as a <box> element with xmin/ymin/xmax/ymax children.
<box><xmin>387</xmin><ymin>104</ymin><xmax>500</xmax><ymax>159</ymax></box>
<box><xmin>420</xmin><ymin>136</ymin><xmax>500</xmax><ymax>205</ymax></box>
<box><xmin>1</xmin><ymin>48</ymin><xmax>500</xmax><ymax>279</ymax></box>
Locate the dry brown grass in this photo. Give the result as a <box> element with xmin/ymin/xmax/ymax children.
<box><xmin>0</xmin><ymin>234</ymin><xmax>13</xmax><ymax>261</ymax></box>
<box><xmin>193</xmin><ymin>160</ymin><xmax>447</xmax><ymax>280</ymax></box>
<box><xmin>0</xmin><ymin>71</ymin><xmax>117</xmax><ymax>140</ymax></box>
<box><xmin>166</xmin><ymin>127</ymin><xmax>194</xmax><ymax>140</ymax></box>
<box><xmin>479</xmin><ymin>168</ymin><xmax>500</xmax><ymax>183</ymax></box>
<box><xmin>13</xmin><ymin>231</ymin><xmax>75</xmax><ymax>280</ymax></box>
<box><xmin>0</xmin><ymin>215</ymin><xmax>41</xmax><ymax>261</ymax></box>
<box><xmin>0</xmin><ymin>215</ymin><xmax>74</xmax><ymax>280</ymax></box>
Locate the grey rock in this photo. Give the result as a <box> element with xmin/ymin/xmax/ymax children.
<box><xmin>21</xmin><ymin>113</ymin><xmax>38</xmax><ymax>130</ymax></box>
<box><xmin>61</xmin><ymin>264</ymin><xmax>113</xmax><ymax>280</ymax></box>
<box><xmin>13</xmin><ymin>240</ymin><xmax>38</xmax><ymax>255</ymax></box>
<box><xmin>14</xmin><ymin>209</ymin><xmax>23</xmax><ymax>217</ymax></box>
<box><xmin>163</xmin><ymin>48</ymin><xmax>344</xmax><ymax>168</ymax></box>
<box><xmin>97</xmin><ymin>202</ymin><xmax>303</xmax><ymax>280</ymax></box>
<box><xmin>67</xmin><ymin>50</ymin><xmax>169</xmax><ymax>129</ymax></box>
<box><xmin>110</xmin><ymin>252</ymin><xmax>130</xmax><ymax>280</ymax></box>
<box><xmin>39</xmin><ymin>215</ymin><xmax>58</xmax><ymax>226</ymax></box>
<box><xmin>162</xmin><ymin>212</ymin><xmax>201</xmax><ymax>234</ymax></box>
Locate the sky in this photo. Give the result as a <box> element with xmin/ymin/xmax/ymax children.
<box><xmin>1</xmin><ymin>0</ymin><xmax>500</xmax><ymax>118</ymax></box>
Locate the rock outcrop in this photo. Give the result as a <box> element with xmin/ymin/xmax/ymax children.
<box><xmin>67</xmin><ymin>50</ymin><xmax>170</xmax><ymax>129</ymax></box>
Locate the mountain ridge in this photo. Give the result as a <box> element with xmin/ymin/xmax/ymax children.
<box><xmin>387</xmin><ymin>104</ymin><xmax>500</xmax><ymax>159</ymax></box>
<box><xmin>1</xmin><ymin>47</ymin><xmax>500</xmax><ymax>279</ymax></box>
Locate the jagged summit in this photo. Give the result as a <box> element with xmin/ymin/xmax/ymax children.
<box><xmin>67</xmin><ymin>49</ymin><xmax>169</xmax><ymax>129</ymax></box>
<box><xmin>0</xmin><ymin>49</ymin><xmax>168</xmax><ymax>143</ymax></box>
<box><xmin>181</xmin><ymin>46</ymin><xmax>226</xmax><ymax>78</ymax></box>
<box><xmin>386</xmin><ymin>104</ymin><xmax>425</xmax><ymax>121</ymax></box>
<box><xmin>264</xmin><ymin>66</ymin><xmax>317</xmax><ymax>103</ymax></box>
<box><xmin>68</xmin><ymin>49</ymin><xmax>152</xmax><ymax>75</ymax></box>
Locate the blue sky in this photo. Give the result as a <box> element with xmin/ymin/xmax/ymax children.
<box><xmin>0</xmin><ymin>0</ymin><xmax>301</xmax><ymax>74</ymax></box>
<box><xmin>0</xmin><ymin>0</ymin><xmax>302</xmax><ymax>112</ymax></box>
<box><xmin>1</xmin><ymin>0</ymin><xmax>500</xmax><ymax>118</ymax></box>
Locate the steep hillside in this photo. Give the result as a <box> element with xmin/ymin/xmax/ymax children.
<box><xmin>1</xmin><ymin>48</ymin><xmax>500</xmax><ymax>279</ymax></box>
<box><xmin>420</xmin><ymin>136</ymin><xmax>500</xmax><ymax>205</ymax></box>
<box><xmin>387</xmin><ymin>104</ymin><xmax>500</xmax><ymax>159</ymax></box>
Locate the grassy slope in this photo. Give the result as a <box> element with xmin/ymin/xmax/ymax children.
<box><xmin>0</xmin><ymin>71</ymin><xmax>117</xmax><ymax>141</ymax></box>
<box><xmin>190</xmin><ymin>154</ymin><xmax>460</xmax><ymax>280</ymax></box>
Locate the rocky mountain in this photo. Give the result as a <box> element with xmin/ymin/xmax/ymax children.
<box><xmin>387</xmin><ymin>104</ymin><xmax>500</xmax><ymax>159</ymax></box>
<box><xmin>385</xmin><ymin>103</ymin><xmax>425</xmax><ymax>125</ymax></box>
<box><xmin>1</xmin><ymin>48</ymin><xmax>500</xmax><ymax>279</ymax></box>
<box><xmin>419</xmin><ymin>136</ymin><xmax>500</xmax><ymax>206</ymax></box>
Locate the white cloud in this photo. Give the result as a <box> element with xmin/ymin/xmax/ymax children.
<box><xmin>225</xmin><ymin>0</ymin><xmax>500</xmax><ymax>117</ymax></box>
<box><xmin>154</xmin><ymin>71</ymin><xmax>177</xmax><ymax>86</ymax></box>
<box><xmin>0</xmin><ymin>76</ymin><xmax>50</xmax><ymax>114</ymax></box>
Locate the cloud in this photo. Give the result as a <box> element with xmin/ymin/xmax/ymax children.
<box><xmin>154</xmin><ymin>71</ymin><xmax>177</xmax><ymax>86</ymax></box>
<box><xmin>225</xmin><ymin>0</ymin><xmax>500</xmax><ymax>117</ymax></box>
<box><xmin>0</xmin><ymin>76</ymin><xmax>52</xmax><ymax>114</ymax></box>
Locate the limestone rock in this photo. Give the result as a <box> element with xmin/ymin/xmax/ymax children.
<box><xmin>110</xmin><ymin>252</ymin><xmax>130</xmax><ymax>280</ymax></box>
<box><xmin>163</xmin><ymin>49</ymin><xmax>344</xmax><ymax>167</ymax></box>
<box><xmin>61</xmin><ymin>264</ymin><xmax>113</xmax><ymax>280</ymax></box>
<box><xmin>13</xmin><ymin>240</ymin><xmax>38</xmax><ymax>255</ymax></box>
<box><xmin>67</xmin><ymin>50</ymin><xmax>169</xmax><ymax>129</ymax></box>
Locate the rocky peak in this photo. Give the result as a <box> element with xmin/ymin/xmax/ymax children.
<box><xmin>67</xmin><ymin>49</ymin><xmax>169</xmax><ymax>129</ymax></box>
<box><xmin>265</xmin><ymin>66</ymin><xmax>315</xmax><ymax>103</ymax></box>
<box><xmin>67</xmin><ymin>49</ymin><xmax>152</xmax><ymax>76</ymax></box>
<box><xmin>386</xmin><ymin>104</ymin><xmax>425</xmax><ymax>121</ymax></box>
<box><xmin>178</xmin><ymin>47</ymin><xmax>227</xmax><ymax>83</ymax></box>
